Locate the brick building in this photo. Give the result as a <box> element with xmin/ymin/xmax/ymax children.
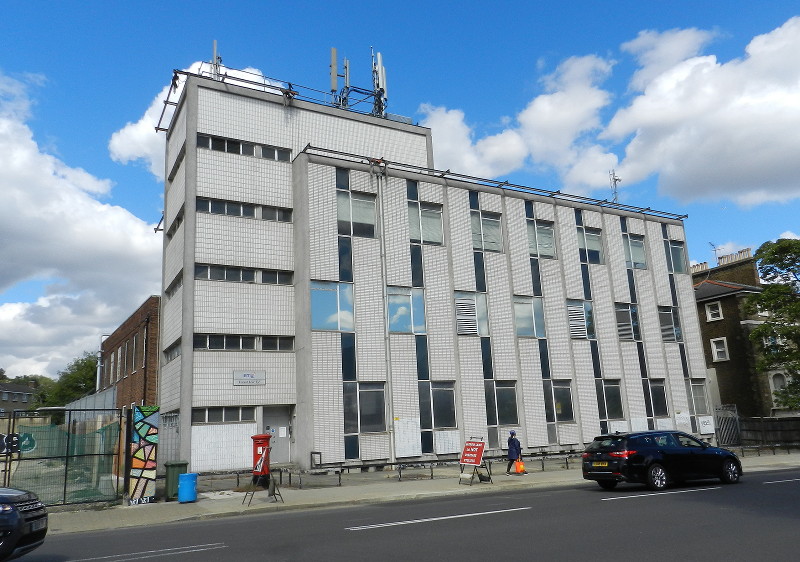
<box><xmin>692</xmin><ymin>250</ymin><xmax>788</xmax><ymax>416</ymax></box>
<box><xmin>99</xmin><ymin>296</ymin><xmax>160</xmax><ymax>409</ymax></box>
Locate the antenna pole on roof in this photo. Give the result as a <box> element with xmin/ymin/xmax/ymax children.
<box><xmin>212</xmin><ymin>40</ymin><xmax>222</xmax><ymax>81</ymax></box>
<box><xmin>609</xmin><ymin>169</ymin><xmax>621</xmax><ymax>203</ymax></box>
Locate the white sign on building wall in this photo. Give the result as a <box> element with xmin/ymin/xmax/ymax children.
<box><xmin>232</xmin><ymin>370</ymin><xmax>266</xmax><ymax>386</ymax></box>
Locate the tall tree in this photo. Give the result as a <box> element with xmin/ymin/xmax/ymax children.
<box><xmin>747</xmin><ymin>239</ymin><xmax>800</xmax><ymax>409</ymax></box>
<box><xmin>41</xmin><ymin>352</ymin><xmax>98</xmax><ymax>407</ymax></box>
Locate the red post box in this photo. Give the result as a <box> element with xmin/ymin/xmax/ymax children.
<box><xmin>251</xmin><ymin>433</ymin><xmax>272</xmax><ymax>476</ymax></box>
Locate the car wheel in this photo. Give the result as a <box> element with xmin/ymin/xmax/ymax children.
<box><xmin>598</xmin><ymin>480</ymin><xmax>618</xmax><ymax>490</ymax></box>
<box><xmin>720</xmin><ymin>459</ymin><xmax>740</xmax><ymax>484</ymax></box>
<box><xmin>646</xmin><ymin>463</ymin><xmax>668</xmax><ymax>491</ymax></box>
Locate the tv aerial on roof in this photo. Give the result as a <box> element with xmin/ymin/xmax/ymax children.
<box><xmin>330</xmin><ymin>47</ymin><xmax>388</xmax><ymax>117</ymax></box>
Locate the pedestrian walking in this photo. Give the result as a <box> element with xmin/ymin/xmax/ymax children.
<box><xmin>506</xmin><ymin>430</ymin><xmax>525</xmax><ymax>475</ymax></box>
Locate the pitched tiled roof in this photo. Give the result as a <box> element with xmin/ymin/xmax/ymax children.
<box><xmin>694</xmin><ymin>279</ymin><xmax>762</xmax><ymax>301</ymax></box>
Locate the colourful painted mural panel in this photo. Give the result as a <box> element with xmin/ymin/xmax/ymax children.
<box><xmin>128</xmin><ymin>406</ymin><xmax>158</xmax><ymax>505</ymax></box>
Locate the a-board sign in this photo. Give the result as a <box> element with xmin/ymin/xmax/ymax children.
<box><xmin>459</xmin><ymin>440</ymin><xmax>486</xmax><ymax>466</ymax></box>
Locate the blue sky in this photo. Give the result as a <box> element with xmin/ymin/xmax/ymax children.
<box><xmin>1</xmin><ymin>1</ymin><xmax>799</xmax><ymax>378</ymax></box>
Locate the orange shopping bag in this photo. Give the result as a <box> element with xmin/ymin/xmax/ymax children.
<box><xmin>514</xmin><ymin>460</ymin><xmax>526</xmax><ymax>474</ymax></box>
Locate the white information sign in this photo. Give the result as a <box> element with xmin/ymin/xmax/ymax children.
<box><xmin>233</xmin><ymin>370</ymin><xmax>266</xmax><ymax>386</ymax></box>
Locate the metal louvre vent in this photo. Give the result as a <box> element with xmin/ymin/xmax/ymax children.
<box><xmin>455</xmin><ymin>297</ymin><xmax>478</xmax><ymax>335</ymax></box>
<box><xmin>568</xmin><ymin>304</ymin><xmax>587</xmax><ymax>338</ymax></box>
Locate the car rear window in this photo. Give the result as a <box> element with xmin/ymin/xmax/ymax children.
<box><xmin>585</xmin><ymin>436</ymin><xmax>627</xmax><ymax>452</ymax></box>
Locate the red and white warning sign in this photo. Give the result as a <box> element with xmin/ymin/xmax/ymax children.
<box><xmin>459</xmin><ymin>440</ymin><xmax>486</xmax><ymax>466</ymax></box>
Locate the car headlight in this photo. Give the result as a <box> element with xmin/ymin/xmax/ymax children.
<box><xmin>0</xmin><ymin>505</ymin><xmax>14</xmax><ymax>513</ymax></box>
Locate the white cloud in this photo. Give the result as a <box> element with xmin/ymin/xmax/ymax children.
<box><xmin>420</xmin><ymin>18</ymin><xmax>800</xmax><ymax>206</ymax></box>
<box><xmin>778</xmin><ymin>231</ymin><xmax>799</xmax><ymax>240</ymax></box>
<box><xmin>622</xmin><ymin>28</ymin><xmax>716</xmax><ymax>91</ymax></box>
<box><xmin>420</xmin><ymin>55</ymin><xmax>614</xmax><ymax>190</ymax></box>
<box><xmin>0</xmin><ymin>72</ymin><xmax>162</xmax><ymax>378</ymax></box>
<box><xmin>607</xmin><ymin>17</ymin><xmax>800</xmax><ymax>205</ymax></box>
<box><xmin>418</xmin><ymin>105</ymin><xmax>527</xmax><ymax>178</ymax></box>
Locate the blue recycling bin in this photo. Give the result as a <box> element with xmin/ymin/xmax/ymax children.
<box><xmin>177</xmin><ymin>472</ymin><xmax>198</xmax><ymax>503</ymax></box>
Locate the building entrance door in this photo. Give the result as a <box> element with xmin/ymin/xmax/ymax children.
<box><xmin>262</xmin><ymin>406</ymin><xmax>291</xmax><ymax>464</ymax></box>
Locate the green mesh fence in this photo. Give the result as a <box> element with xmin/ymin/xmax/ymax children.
<box><xmin>5</xmin><ymin>411</ymin><xmax>122</xmax><ymax>505</ymax></box>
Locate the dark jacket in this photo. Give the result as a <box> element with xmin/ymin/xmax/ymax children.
<box><xmin>507</xmin><ymin>435</ymin><xmax>521</xmax><ymax>460</ymax></box>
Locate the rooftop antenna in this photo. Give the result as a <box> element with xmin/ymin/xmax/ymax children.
<box><xmin>330</xmin><ymin>47</ymin><xmax>351</xmax><ymax>109</ymax></box>
<box><xmin>709</xmin><ymin>242</ymin><xmax>722</xmax><ymax>264</ymax></box>
<box><xmin>212</xmin><ymin>40</ymin><xmax>222</xmax><ymax>81</ymax></box>
<box><xmin>371</xmin><ymin>47</ymin><xmax>388</xmax><ymax>117</ymax></box>
<box><xmin>609</xmin><ymin>169</ymin><xmax>621</xmax><ymax>203</ymax></box>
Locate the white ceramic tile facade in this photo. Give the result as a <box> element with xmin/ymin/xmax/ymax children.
<box><xmin>163</xmin><ymin>228</ymin><xmax>184</xmax><ymax>290</ymax></box>
<box><xmin>197</xmin><ymin>149</ymin><xmax>293</xmax><ymax>209</ymax></box>
<box><xmin>194</xmin><ymin>282</ymin><xmax>294</xmax><ymax>334</ymax></box>
<box><xmin>389</xmin><ymin>335</ymin><xmax>420</xmax><ymax>419</ymax></box>
<box><xmin>675</xmin><ymin>273</ymin><xmax>707</xmax><ymax>378</ymax></box>
<box><xmin>485</xmin><ymin>253</ymin><xmax>518</xmax><ymax>381</ymax></box>
<box><xmin>557</xmin><ymin>207</ymin><xmax>583</xmax><ymax>300</ymax></box>
<box><xmin>424</xmin><ymin>246</ymin><xmax>458</xmax><ymax>380</ymax></box>
<box><xmin>311</xmin><ymin>332</ymin><xmax>345</xmax><ymax>462</ymax></box>
<box><xmin>197</xmin><ymin>88</ymin><xmax>430</xmax><ymax>166</ymax></box>
<box><xmin>518</xmin><ymin>340</ymin><xmax>549</xmax><ymax>447</ymax></box>
<box><xmin>448</xmin><ymin>190</ymin><xmax>477</xmax><ymax>292</ymax></box>
<box><xmin>308</xmin><ymin>163</ymin><xmax>338</xmax><ymax>280</ymax></box>
<box><xmin>602</xmin><ymin>215</ymin><xmax>630</xmax><ymax>302</ymax></box>
<box><xmin>457</xmin><ymin>338</ymin><xmax>488</xmax><ymax>441</ymax></box>
<box><xmin>505</xmin><ymin>198</ymin><xmax>533</xmax><ymax>296</ymax></box>
<box><xmin>360</xmin><ymin>433</ymin><xmax>391</xmax><ymax>461</ymax></box>
<box><xmin>166</xmin><ymin>164</ymin><xmax>185</xmax><ymax>224</ymax></box>
<box><xmin>167</xmin><ymin>108</ymin><xmax>186</xmax><ymax>173</ymax></box>
<box><xmin>191</xmin><ymin>423</ymin><xmax>257</xmax><ymax>472</ymax></box>
<box><xmin>192</xmin><ymin>352</ymin><xmax>295</xmax><ymax>405</ymax></box>
<box><xmin>159</xmin><ymin>359</ymin><xmax>182</xmax><ymax>412</ymax></box>
<box><xmin>164</xmin><ymin>77</ymin><xmax>711</xmax><ymax>471</ymax></box>
<box><xmin>646</xmin><ymin>221</ymin><xmax>673</xmax><ymax>305</ymax></box>
<box><xmin>195</xmin><ymin>214</ymin><xmax>293</xmax><ymax>271</ymax></box>
<box><xmin>382</xmin><ymin>177</ymin><xmax>411</xmax><ymax>286</ymax></box>
<box><xmin>161</xmin><ymin>290</ymin><xmax>183</xmax><ymax>348</ymax></box>
<box><xmin>353</xmin><ymin>237</ymin><xmax>387</xmax><ymax>380</ymax></box>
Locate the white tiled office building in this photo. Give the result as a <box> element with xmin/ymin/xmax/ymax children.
<box><xmin>159</xmin><ymin>70</ymin><xmax>712</xmax><ymax>472</ymax></box>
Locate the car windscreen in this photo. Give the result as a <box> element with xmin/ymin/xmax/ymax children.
<box><xmin>585</xmin><ymin>436</ymin><xmax>627</xmax><ymax>452</ymax></box>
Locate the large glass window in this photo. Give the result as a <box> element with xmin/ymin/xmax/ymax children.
<box><xmin>387</xmin><ymin>287</ymin><xmax>426</xmax><ymax>334</ymax></box>
<box><xmin>685</xmin><ymin>379</ymin><xmax>709</xmax><ymax>416</ymax></box>
<box><xmin>665</xmin><ymin>240</ymin><xmax>688</xmax><ymax>274</ymax></box>
<box><xmin>615</xmin><ymin>303</ymin><xmax>641</xmax><ymax>341</ymax></box>
<box><xmin>409</xmin><ymin>201</ymin><xmax>443</xmax><ymax>245</ymax></box>
<box><xmin>420</xmin><ymin>381</ymin><xmax>457</xmax><ymax>430</ymax></box>
<box><xmin>658</xmin><ymin>306</ymin><xmax>682</xmax><ymax>342</ymax></box>
<box><xmin>649</xmin><ymin>380</ymin><xmax>669</xmax><ymax>417</ymax></box>
<box><xmin>485</xmin><ymin>380</ymin><xmax>518</xmax><ymax>426</ymax></box>
<box><xmin>710</xmin><ymin>337</ymin><xmax>729</xmax><ymax>361</ymax></box>
<box><xmin>623</xmin><ymin>233</ymin><xmax>647</xmax><ymax>269</ymax></box>
<box><xmin>567</xmin><ymin>299</ymin><xmax>595</xmax><ymax>339</ymax></box>
<box><xmin>471</xmin><ymin>210</ymin><xmax>503</xmax><ymax>252</ymax></box>
<box><xmin>513</xmin><ymin>296</ymin><xmax>546</xmax><ymax>338</ymax></box>
<box><xmin>527</xmin><ymin>220</ymin><xmax>556</xmax><ymax>259</ymax></box>
<box><xmin>454</xmin><ymin>292</ymin><xmax>489</xmax><ymax>336</ymax></box>
<box><xmin>311</xmin><ymin>281</ymin><xmax>354</xmax><ymax>331</ymax></box>
<box><xmin>578</xmin><ymin>227</ymin><xmax>604</xmax><ymax>264</ymax></box>
<box><xmin>597</xmin><ymin>380</ymin><xmax>624</xmax><ymax>420</ymax></box>
<box><xmin>552</xmin><ymin>381</ymin><xmax>574</xmax><ymax>422</ymax></box>
<box><xmin>359</xmin><ymin>383</ymin><xmax>386</xmax><ymax>432</ymax></box>
<box><xmin>338</xmin><ymin>191</ymin><xmax>376</xmax><ymax>237</ymax></box>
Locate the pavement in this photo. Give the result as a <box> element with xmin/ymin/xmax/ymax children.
<box><xmin>46</xmin><ymin>451</ymin><xmax>800</xmax><ymax>535</ymax></box>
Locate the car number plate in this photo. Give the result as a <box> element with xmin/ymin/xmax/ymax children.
<box><xmin>29</xmin><ymin>518</ymin><xmax>47</xmax><ymax>532</ymax></box>
<box><xmin>592</xmin><ymin>461</ymin><xmax>608</xmax><ymax>467</ymax></box>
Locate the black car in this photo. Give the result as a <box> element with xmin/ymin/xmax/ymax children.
<box><xmin>582</xmin><ymin>430</ymin><xmax>742</xmax><ymax>491</ymax></box>
<box><xmin>0</xmin><ymin>488</ymin><xmax>48</xmax><ymax>561</ymax></box>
